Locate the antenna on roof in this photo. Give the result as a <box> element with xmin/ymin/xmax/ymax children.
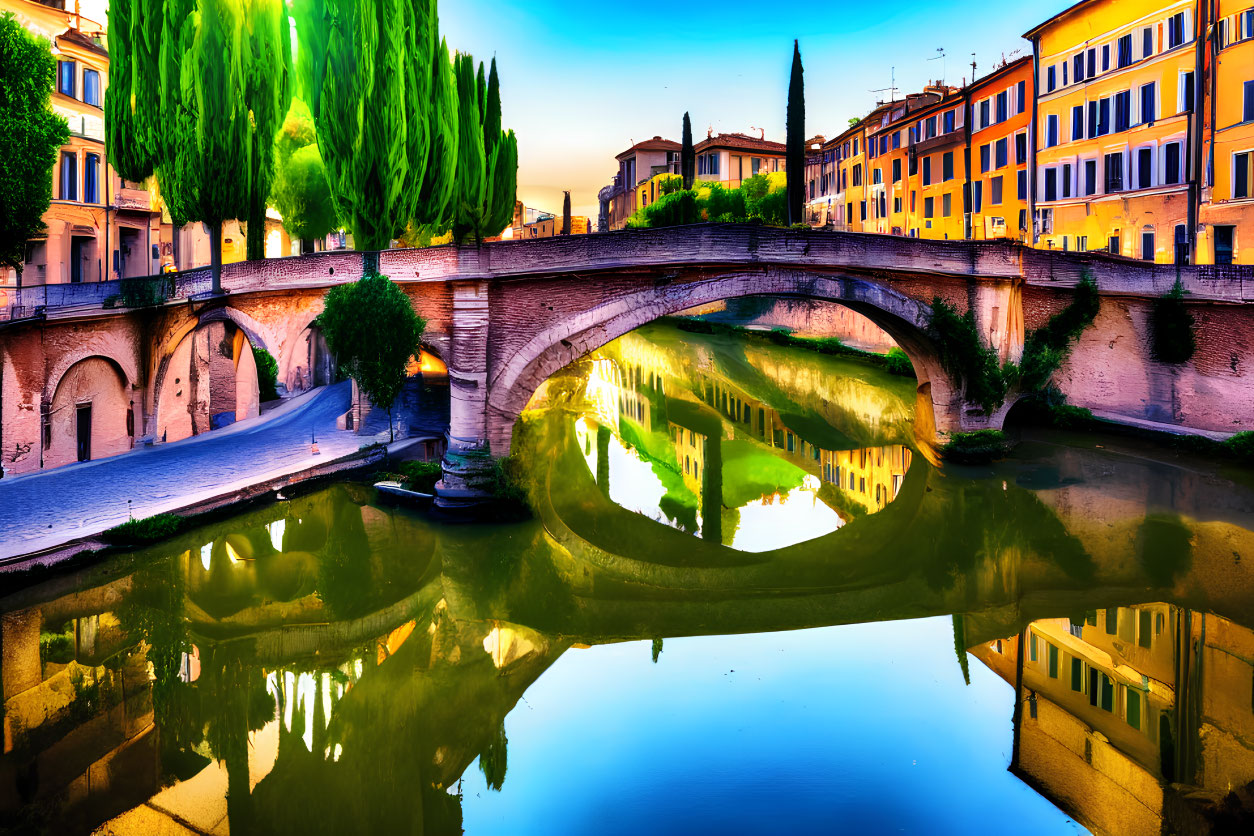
<box><xmin>970</xmin><ymin>54</ymin><xmax>977</xmax><ymax>84</ymax></box>
<box><xmin>869</xmin><ymin>66</ymin><xmax>898</xmax><ymax>103</ymax></box>
<box><xmin>928</xmin><ymin>47</ymin><xmax>947</xmax><ymax>86</ymax></box>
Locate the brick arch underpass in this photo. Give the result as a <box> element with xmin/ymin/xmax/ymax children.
<box><xmin>479</xmin><ymin>267</ymin><xmax>985</xmax><ymax>459</ymax></box>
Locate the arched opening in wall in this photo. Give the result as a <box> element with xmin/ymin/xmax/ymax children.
<box><xmin>287</xmin><ymin>322</ymin><xmax>336</xmax><ymax>395</ymax></box>
<box><xmin>155</xmin><ymin>319</ymin><xmax>261</xmax><ymax>444</ymax></box>
<box><xmin>486</xmin><ymin>274</ymin><xmax>952</xmax><ymax>552</ymax></box>
<box><xmin>347</xmin><ymin>346</ymin><xmax>450</xmax><ymax>441</ymax></box>
<box><xmin>46</xmin><ymin>356</ymin><xmax>131</xmax><ymax>468</ymax></box>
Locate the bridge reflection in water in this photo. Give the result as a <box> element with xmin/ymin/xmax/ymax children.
<box><xmin>2</xmin><ymin>321</ymin><xmax>1254</xmax><ymax>834</ymax></box>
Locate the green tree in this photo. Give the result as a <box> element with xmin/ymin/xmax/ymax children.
<box><xmin>452</xmin><ymin>55</ymin><xmax>516</xmax><ymax>243</ymax></box>
<box><xmin>105</xmin><ymin>0</ymin><xmax>158</xmax><ymax>183</ymax></box>
<box><xmin>785</xmin><ymin>40</ymin><xmax>805</xmax><ymax>226</ymax></box>
<box><xmin>241</xmin><ymin>0</ymin><xmax>292</xmax><ymax>260</ymax></box>
<box><xmin>680</xmin><ymin>111</ymin><xmax>694</xmax><ymax>190</ymax></box>
<box><xmin>410</xmin><ymin>33</ymin><xmax>459</xmax><ymax>238</ymax></box>
<box><xmin>159</xmin><ymin>0</ymin><xmax>253</xmax><ymax>294</ymax></box>
<box><xmin>0</xmin><ymin>12</ymin><xmax>69</xmax><ymax>284</ymax></box>
<box><xmin>561</xmin><ymin>190</ymin><xmax>571</xmax><ymax>235</ymax></box>
<box><xmin>271</xmin><ymin>100</ymin><xmax>339</xmax><ymax>250</ymax></box>
<box><xmin>293</xmin><ymin>0</ymin><xmax>427</xmax><ymax>252</ymax></box>
<box><xmin>319</xmin><ymin>273</ymin><xmax>425</xmax><ymax>442</ymax></box>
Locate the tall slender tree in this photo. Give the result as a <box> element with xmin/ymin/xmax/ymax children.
<box><xmin>158</xmin><ymin>0</ymin><xmax>254</xmax><ymax>293</ymax></box>
<box><xmin>410</xmin><ymin>34</ymin><xmax>458</xmax><ymax>236</ymax></box>
<box><xmin>452</xmin><ymin>55</ymin><xmax>516</xmax><ymax>243</ymax></box>
<box><xmin>785</xmin><ymin>40</ymin><xmax>805</xmax><ymax>226</ymax></box>
<box><xmin>0</xmin><ymin>12</ymin><xmax>69</xmax><ymax>285</ymax></box>
<box><xmin>242</xmin><ymin>0</ymin><xmax>292</xmax><ymax>260</ymax></box>
<box><xmin>681</xmin><ymin>112</ymin><xmax>695</xmax><ymax>190</ymax></box>
<box><xmin>561</xmin><ymin>191</ymin><xmax>571</xmax><ymax>235</ymax></box>
<box><xmin>294</xmin><ymin>0</ymin><xmax>415</xmax><ymax>254</ymax></box>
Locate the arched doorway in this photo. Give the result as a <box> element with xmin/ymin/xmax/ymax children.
<box><xmin>45</xmin><ymin>356</ymin><xmax>132</xmax><ymax>468</ymax></box>
<box><xmin>155</xmin><ymin>320</ymin><xmax>260</xmax><ymax>443</ymax></box>
<box><xmin>285</xmin><ymin>322</ymin><xmax>335</xmax><ymax>395</ymax></box>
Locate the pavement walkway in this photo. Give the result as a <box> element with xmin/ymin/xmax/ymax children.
<box><xmin>0</xmin><ymin>381</ymin><xmax>386</xmax><ymax>561</ymax></box>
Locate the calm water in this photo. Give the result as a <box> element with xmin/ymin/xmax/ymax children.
<box><xmin>3</xmin><ymin>320</ymin><xmax>1254</xmax><ymax>834</ymax></box>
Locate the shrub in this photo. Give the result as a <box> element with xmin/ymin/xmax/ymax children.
<box><xmin>100</xmin><ymin>513</ymin><xmax>183</xmax><ymax>546</ymax></box>
<box><xmin>253</xmin><ymin>346</ymin><xmax>280</xmax><ymax>401</ymax></box>
<box><xmin>399</xmin><ymin>460</ymin><xmax>442</xmax><ymax>493</ymax></box>
<box><xmin>1018</xmin><ymin>273</ymin><xmax>1100</xmax><ymax>391</ymax></box>
<box><xmin>927</xmin><ymin>298</ymin><xmax>1010</xmax><ymax>413</ymax></box>
<box><xmin>885</xmin><ymin>347</ymin><xmax>914</xmax><ymax>377</ymax></box>
<box><xmin>941</xmin><ymin>430</ymin><xmax>1013</xmax><ymax>465</ymax></box>
<box><xmin>1150</xmin><ymin>280</ymin><xmax>1196</xmax><ymax>364</ymax></box>
<box><xmin>1222</xmin><ymin>431</ymin><xmax>1254</xmax><ymax>464</ymax></box>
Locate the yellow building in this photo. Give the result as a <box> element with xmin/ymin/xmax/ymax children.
<box><xmin>1026</xmin><ymin>0</ymin><xmax>1199</xmax><ymax>262</ymax></box>
<box><xmin>820</xmin><ymin>445</ymin><xmax>912</xmax><ymax>512</ymax></box>
<box><xmin>1199</xmin><ymin>0</ymin><xmax>1254</xmax><ymax>263</ymax></box>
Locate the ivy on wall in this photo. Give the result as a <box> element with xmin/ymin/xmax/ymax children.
<box><xmin>1150</xmin><ymin>280</ymin><xmax>1196</xmax><ymax>364</ymax></box>
<box><xmin>926</xmin><ymin>273</ymin><xmax>1100</xmax><ymax>414</ymax></box>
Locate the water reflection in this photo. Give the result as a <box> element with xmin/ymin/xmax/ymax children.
<box><xmin>2</xmin><ymin>321</ymin><xmax>1254</xmax><ymax>833</ymax></box>
<box><xmin>563</xmin><ymin>324</ymin><xmax>915</xmax><ymax>550</ymax></box>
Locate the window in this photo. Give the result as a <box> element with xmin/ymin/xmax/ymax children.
<box><xmin>1118</xmin><ymin>34</ymin><xmax>1133</xmax><ymax>67</ymax></box>
<box><xmin>1245</xmin><ymin>81</ymin><xmax>1254</xmax><ymax>123</ymax></box>
<box><xmin>925</xmin><ymin>115</ymin><xmax>937</xmax><ymax>138</ymax></box>
<box><xmin>1126</xmin><ymin>688</ymin><xmax>1142</xmax><ymax>730</ymax></box>
<box><xmin>1139</xmin><ymin>610</ymin><xmax>1153</xmax><ymax>649</ymax></box>
<box><xmin>1072</xmin><ymin>105</ymin><xmax>1084</xmax><ymax>140</ymax></box>
<box><xmin>1099</xmin><ymin>98</ymin><xmax>1111</xmax><ymax>135</ymax></box>
<box><xmin>59</xmin><ymin>151</ymin><xmax>77</xmax><ymax>200</ymax></box>
<box><xmin>1102</xmin><ymin>44</ymin><xmax>1110</xmax><ymax>71</ymax></box>
<box><xmin>996</xmin><ymin>90</ymin><xmax>1008</xmax><ymax>123</ymax></box>
<box><xmin>1044</xmin><ymin>167</ymin><xmax>1058</xmax><ymax>201</ymax></box>
<box><xmin>853</xmin><ymin>138</ymin><xmax>859</xmax><ymax>155</ymax></box>
<box><xmin>990</xmin><ymin>175</ymin><xmax>1003</xmax><ymax>205</ymax></box>
<box><xmin>83</xmin><ymin>68</ymin><xmax>100</xmax><ymax>107</ymax></box>
<box><xmin>1235</xmin><ymin>151</ymin><xmax>1251</xmax><ymax>199</ymax></box>
<box><xmin>852</xmin><ymin>163</ymin><xmax>862</xmax><ymax>186</ymax></box>
<box><xmin>1168</xmin><ymin>12</ymin><xmax>1186</xmax><ymax>49</ymax></box>
<box><xmin>1109</xmin><ymin>233</ymin><xmax>1121</xmax><ymax>255</ymax></box>
<box><xmin>1071</xmin><ymin>657</ymin><xmax>1085</xmax><ymax>692</ymax></box>
<box><xmin>1087</xmin><ymin>48</ymin><xmax>1097</xmax><ymax>79</ymax></box>
<box><xmin>1047</xmin><ymin>65</ymin><xmax>1056</xmax><ymax>92</ymax></box>
<box><xmin>980</xmin><ymin>144</ymin><xmax>991</xmax><ymax>173</ymax></box>
<box><xmin>1140</xmin><ymin>82</ymin><xmax>1156</xmax><ymax>125</ymax></box>
<box><xmin>1047</xmin><ymin>114</ymin><xmax>1059</xmax><ymax>147</ymax></box>
<box><xmin>973</xmin><ymin>180</ymin><xmax>983</xmax><ymax>213</ymax></box>
<box><xmin>893</xmin><ymin>195</ymin><xmax>902</xmax><ymax>213</ymax></box>
<box><xmin>1137</xmin><ymin>147</ymin><xmax>1153</xmax><ymax>189</ymax></box>
<box><xmin>1088</xmin><ymin>101</ymin><xmax>1099</xmax><ymax>138</ymax></box>
<box><xmin>892</xmin><ymin>158</ymin><xmax>902</xmax><ymax>182</ymax></box>
<box><xmin>1105</xmin><ymin>152</ymin><xmax>1124</xmax><ymax>192</ymax></box>
<box><xmin>1062</xmin><ymin>163</ymin><xmax>1073</xmax><ymax>198</ymax></box>
<box><xmin>980</xmin><ymin>99</ymin><xmax>991</xmax><ymax>128</ymax></box>
<box><xmin>860</xmin><ymin>200</ymin><xmax>867</xmax><ymax>221</ymax></box>
<box><xmin>751</xmin><ymin>157</ymin><xmax>761</xmax><ymax>176</ymax></box>
<box><xmin>942</xmin><ymin>192</ymin><xmax>952</xmax><ymax>217</ymax></box>
<box><xmin>1016</xmin><ymin>81</ymin><xmax>1026</xmax><ymax>113</ymax></box>
<box><xmin>1142</xmin><ymin>230</ymin><xmax>1155</xmax><ymax>260</ymax></box>
<box><xmin>1063</xmin><ymin>61</ymin><xmax>1068</xmax><ymax>86</ymax></box>
<box><xmin>1143</xmin><ymin>27</ymin><xmax>1154</xmax><ymax>59</ymax></box>
<box><xmin>1016</xmin><ymin>132</ymin><xmax>1028</xmax><ymax>165</ymax></box>
<box><xmin>893</xmin><ymin>131</ymin><xmax>901</xmax><ymax>149</ymax></box>
<box><xmin>1164</xmin><ymin>142</ymin><xmax>1182</xmax><ymax>185</ymax></box>
<box><xmin>1085</xmin><ymin>159</ymin><xmax>1098</xmax><ymax>195</ymax></box>
<box><xmin>84</xmin><ymin>153</ymin><xmax>99</xmax><ymax>203</ymax></box>
<box><xmin>922</xmin><ymin>156</ymin><xmax>932</xmax><ymax>186</ymax></box>
<box><xmin>57</xmin><ymin>60</ymin><xmax>75</xmax><ymax>97</ymax></box>
<box><xmin>873</xmin><ymin>167</ymin><xmax>883</xmax><ymax>184</ymax></box>
<box><xmin>1047</xmin><ymin>643</ymin><xmax>1059</xmax><ymax>678</ymax></box>
<box><xmin>1115</xmin><ymin>90</ymin><xmax>1131</xmax><ymax>132</ymax></box>
<box><xmin>1215</xmin><ymin>225</ymin><xmax>1235</xmax><ymax>265</ymax></box>
<box><xmin>1180</xmin><ymin>71</ymin><xmax>1196</xmax><ymax>114</ymax></box>
<box><xmin>1073</xmin><ymin>54</ymin><xmax>1085</xmax><ymax>84</ymax></box>
<box><xmin>1018</xmin><ymin>169</ymin><xmax>1028</xmax><ymax>200</ymax></box>
<box><xmin>942</xmin><ymin>151</ymin><xmax>954</xmax><ymax>182</ymax></box>
<box><xmin>943</xmin><ymin>110</ymin><xmax>955</xmax><ymax>133</ymax></box>
<box><xmin>995</xmin><ymin>138</ymin><xmax>1008</xmax><ymax>169</ymax></box>
<box><xmin>924</xmin><ymin>196</ymin><xmax>934</xmax><ymax>218</ymax></box>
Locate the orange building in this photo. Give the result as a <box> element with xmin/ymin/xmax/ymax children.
<box><xmin>967</xmin><ymin>56</ymin><xmax>1034</xmax><ymax>241</ymax></box>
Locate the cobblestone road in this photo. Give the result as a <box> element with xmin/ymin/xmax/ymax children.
<box><xmin>0</xmin><ymin>381</ymin><xmax>371</xmax><ymax>561</ymax></box>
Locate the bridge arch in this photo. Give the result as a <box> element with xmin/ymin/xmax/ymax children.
<box><xmin>483</xmin><ymin>267</ymin><xmax>967</xmax><ymax>455</ymax></box>
<box><xmin>44</xmin><ymin>354</ymin><xmax>134</xmax><ymax>468</ymax></box>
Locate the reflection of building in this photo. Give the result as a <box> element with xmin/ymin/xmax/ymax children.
<box><xmin>822</xmin><ymin>446</ymin><xmax>913</xmax><ymax>512</ymax></box>
<box><xmin>971</xmin><ymin>605</ymin><xmax>1254</xmax><ymax>834</ymax></box>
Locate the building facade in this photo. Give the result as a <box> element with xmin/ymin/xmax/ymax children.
<box><xmin>692</xmin><ymin>132</ymin><xmax>787</xmax><ymax>190</ymax></box>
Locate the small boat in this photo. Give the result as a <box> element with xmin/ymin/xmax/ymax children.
<box><xmin>373</xmin><ymin>480</ymin><xmax>435</xmax><ymax>508</ymax></box>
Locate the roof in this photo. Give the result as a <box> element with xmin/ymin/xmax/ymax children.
<box><xmin>615</xmin><ymin>136</ymin><xmax>681</xmax><ymax>159</ymax></box>
<box><xmin>57</xmin><ymin>27</ymin><xmax>108</xmax><ymax>58</ymax></box>
<box><xmin>694</xmin><ymin>133</ymin><xmax>786</xmax><ymax>154</ymax></box>
<box><xmin>1023</xmin><ymin>0</ymin><xmax>1100</xmax><ymax>40</ymax></box>
<box><xmin>968</xmin><ymin>55</ymin><xmax>1033</xmax><ymax>93</ymax></box>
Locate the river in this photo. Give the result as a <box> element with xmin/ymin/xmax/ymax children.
<box><xmin>3</xmin><ymin>320</ymin><xmax>1253</xmax><ymax>834</ymax></box>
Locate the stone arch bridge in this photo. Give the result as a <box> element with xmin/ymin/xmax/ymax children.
<box><xmin>2</xmin><ymin>224</ymin><xmax>1251</xmax><ymax>480</ymax></box>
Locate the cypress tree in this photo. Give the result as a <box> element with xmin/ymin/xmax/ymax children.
<box><xmin>785</xmin><ymin>40</ymin><xmax>805</xmax><ymax>226</ymax></box>
<box><xmin>160</xmin><ymin>0</ymin><xmax>253</xmax><ymax>293</ymax></box>
<box><xmin>681</xmin><ymin>112</ymin><xmax>694</xmax><ymax>190</ymax></box>
<box><xmin>411</xmin><ymin>35</ymin><xmax>458</xmax><ymax>235</ymax></box>
<box><xmin>242</xmin><ymin>0</ymin><xmax>292</xmax><ymax>260</ymax></box>
<box><xmin>451</xmin><ymin>53</ymin><xmax>487</xmax><ymax>243</ymax></box>
<box><xmin>106</xmin><ymin>0</ymin><xmax>164</xmax><ymax>183</ymax></box>
<box><xmin>562</xmin><ymin>191</ymin><xmax>571</xmax><ymax>235</ymax></box>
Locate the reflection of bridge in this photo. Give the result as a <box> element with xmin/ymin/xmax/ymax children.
<box><xmin>2</xmin><ymin>225</ymin><xmax>1251</xmax><ymax>491</ymax></box>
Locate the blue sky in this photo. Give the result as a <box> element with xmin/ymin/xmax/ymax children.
<box><xmin>441</xmin><ymin>0</ymin><xmax>1074</xmax><ymax>220</ymax></box>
